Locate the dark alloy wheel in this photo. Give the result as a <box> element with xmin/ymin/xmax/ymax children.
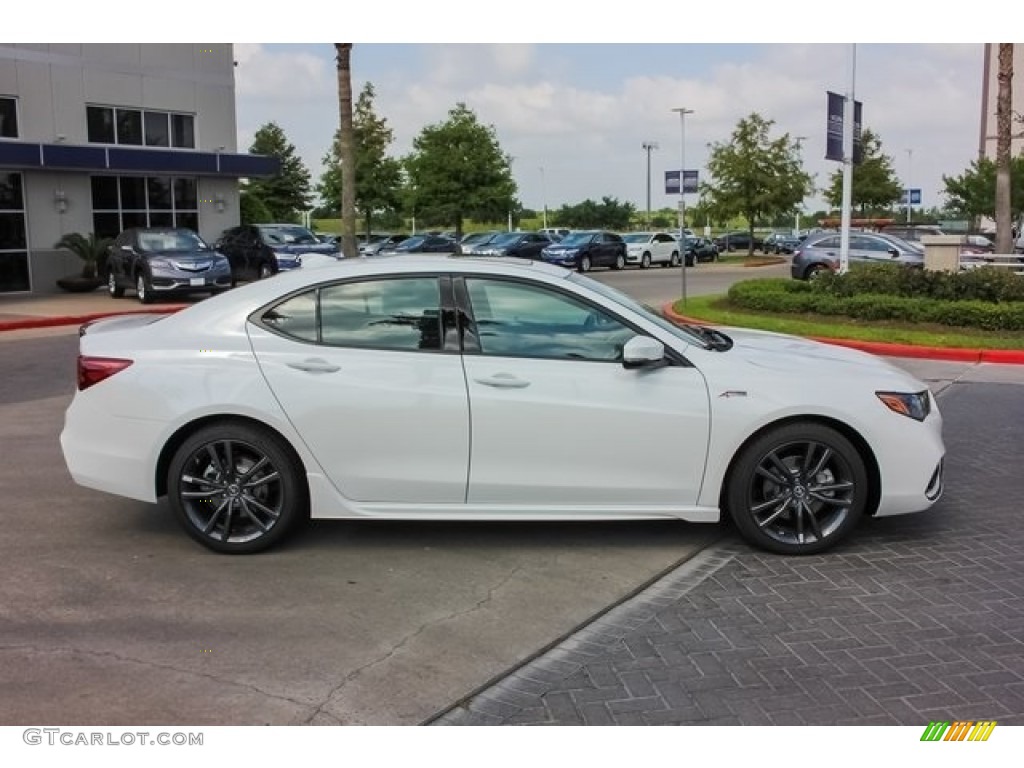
<box><xmin>108</xmin><ymin>272</ymin><xmax>124</xmax><ymax>298</ymax></box>
<box><xmin>726</xmin><ymin>422</ymin><xmax>867</xmax><ymax>555</ymax></box>
<box><xmin>167</xmin><ymin>423</ymin><xmax>307</xmax><ymax>554</ymax></box>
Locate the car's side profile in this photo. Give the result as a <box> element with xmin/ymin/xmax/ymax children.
<box><xmin>621</xmin><ymin>232</ymin><xmax>680</xmax><ymax>268</ymax></box>
<box><xmin>61</xmin><ymin>257</ymin><xmax>945</xmax><ymax>557</ymax></box>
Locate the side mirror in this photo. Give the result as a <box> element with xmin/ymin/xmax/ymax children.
<box><xmin>889</xmin><ymin>248</ymin><xmax>900</xmax><ymax>258</ymax></box>
<box><xmin>622</xmin><ymin>336</ymin><xmax>667</xmax><ymax>370</ymax></box>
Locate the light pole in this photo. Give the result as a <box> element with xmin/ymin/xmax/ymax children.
<box><xmin>905</xmin><ymin>148</ymin><xmax>913</xmax><ymax>224</ymax></box>
<box><xmin>642</xmin><ymin>141</ymin><xmax>658</xmax><ymax>228</ymax></box>
<box><xmin>794</xmin><ymin>136</ymin><xmax>808</xmax><ymax>235</ymax></box>
<box><xmin>838</xmin><ymin>44</ymin><xmax>857</xmax><ymax>274</ymax></box>
<box><xmin>540</xmin><ymin>166</ymin><xmax>548</xmax><ymax>229</ymax></box>
<box><xmin>672</xmin><ymin>107</ymin><xmax>694</xmax><ymax>306</ymax></box>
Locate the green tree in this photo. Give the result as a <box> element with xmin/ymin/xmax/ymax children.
<box><xmin>404</xmin><ymin>103</ymin><xmax>517</xmax><ymax>240</ymax></box>
<box><xmin>824</xmin><ymin>128</ymin><xmax>903</xmax><ymax>215</ymax></box>
<box><xmin>942</xmin><ymin>156</ymin><xmax>1024</xmax><ymax>222</ymax></box>
<box><xmin>246</xmin><ymin>122</ymin><xmax>312</xmax><ymax>222</ymax></box>
<box><xmin>555</xmin><ymin>197</ymin><xmax>635</xmax><ymax>229</ymax></box>
<box><xmin>702</xmin><ymin>113</ymin><xmax>812</xmax><ymax>255</ymax></box>
<box><xmin>319</xmin><ymin>83</ymin><xmax>403</xmax><ymax>240</ymax></box>
<box><xmin>239</xmin><ymin>190</ymin><xmax>273</xmax><ymax>225</ymax></box>
<box><xmin>54</xmin><ymin>232</ymin><xmax>112</xmax><ymax>279</ymax></box>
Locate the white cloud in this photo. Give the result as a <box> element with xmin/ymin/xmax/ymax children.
<box><xmin>235</xmin><ymin>43</ymin><xmax>988</xmax><ymax>215</ymax></box>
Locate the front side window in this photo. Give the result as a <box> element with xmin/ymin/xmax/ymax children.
<box><xmin>0</xmin><ymin>97</ymin><xmax>18</xmax><ymax>139</ymax></box>
<box><xmin>464</xmin><ymin>278</ymin><xmax>634</xmax><ymax>362</ymax></box>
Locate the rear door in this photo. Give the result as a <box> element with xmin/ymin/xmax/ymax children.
<box><xmin>248</xmin><ymin>274</ymin><xmax>470</xmax><ymax>503</ymax></box>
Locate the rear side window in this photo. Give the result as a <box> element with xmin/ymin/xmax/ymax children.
<box><xmin>262</xmin><ymin>290</ymin><xmax>318</xmax><ymax>342</ymax></box>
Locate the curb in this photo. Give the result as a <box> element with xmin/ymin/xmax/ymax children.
<box><xmin>661</xmin><ymin>302</ymin><xmax>1024</xmax><ymax>366</ymax></box>
<box><xmin>0</xmin><ymin>306</ymin><xmax>187</xmax><ymax>333</ymax></box>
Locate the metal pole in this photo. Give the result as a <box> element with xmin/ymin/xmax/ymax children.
<box><xmin>672</xmin><ymin>108</ymin><xmax>693</xmax><ymax>307</ymax></box>
<box><xmin>540</xmin><ymin>166</ymin><xmax>548</xmax><ymax>229</ymax></box>
<box><xmin>642</xmin><ymin>142</ymin><xmax>658</xmax><ymax>228</ymax></box>
<box><xmin>839</xmin><ymin>44</ymin><xmax>856</xmax><ymax>274</ymax></box>
<box><xmin>905</xmin><ymin>148</ymin><xmax>913</xmax><ymax>224</ymax></box>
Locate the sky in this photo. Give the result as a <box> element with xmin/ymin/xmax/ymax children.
<box><xmin>233</xmin><ymin>41</ymin><xmax>986</xmax><ymax>220</ymax></box>
<box><xmin>12</xmin><ymin>3</ymin><xmax>1004</xmax><ymax>222</ymax></box>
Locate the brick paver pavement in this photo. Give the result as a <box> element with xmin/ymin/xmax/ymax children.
<box><xmin>431</xmin><ymin>380</ymin><xmax>1024</xmax><ymax>725</ymax></box>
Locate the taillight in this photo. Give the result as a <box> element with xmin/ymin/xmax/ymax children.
<box><xmin>77</xmin><ymin>356</ymin><xmax>133</xmax><ymax>390</ymax></box>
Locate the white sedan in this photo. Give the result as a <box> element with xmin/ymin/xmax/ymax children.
<box><xmin>621</xmin><ymin>232</ymin><xmax>680</xmax><ymax>268</ymax></box>
<box><xmin>60</xmin><ymin>256</ymin><xmax>945</xmax><ymax>555</ymax></box>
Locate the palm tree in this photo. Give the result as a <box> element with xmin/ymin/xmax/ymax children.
<box><xmin>995</xmin><ymin>43</ymin><xmax>1013</xmax><ymax>254</ymax></box>
<box><xmin>55</xmin><ymin>232</ymin><xmax>112</xmax><ymax>280</ymax></box>
<box><xmin>335</xmin><ymin>43</ymin><xmax>357</xmax><ymax>259</ymax></box>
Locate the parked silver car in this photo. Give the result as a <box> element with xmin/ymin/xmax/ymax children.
<box><xmin>791</xmin><ymin>231</ymin><xmax>924</xmax><ymax>280</ymax></box>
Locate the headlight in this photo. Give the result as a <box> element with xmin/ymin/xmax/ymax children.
<box><xmin>876</xmin><ymin>390</ymin><xmax>931</xmax><ymax>421</ymax></box>
<box><xmin>148</xmin><ymin>258</ymin><xmax>172</xmax><ymax>269</ymax></box>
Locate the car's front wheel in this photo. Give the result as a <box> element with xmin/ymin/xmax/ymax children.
<box><xmin>725</xmin><ymin>422</ymin><xmax>868</xmax><ymax>555</ymax></box>
<box><xmin>259</xmin><ymin>263</ymin><xmax>274</xmax><ymax>280</ymax></box>
<box><xmin>804</xmin><ymin>263</ymin><xmax>829</xmax><ymax>280</ymax></box>
<box><xmin>136</xmin><ymin>272</ymin><xmax>152</xmax><ymax>304</ymax></box>
<box><xmin>167</xmin><ymin>422</ymin><xmax>308</xmax><ymax>554</ymax></box>
<box><xmin>668</xmin><ymin>252</ymin><xmax>680</xmax><ymax>267</ymax></box>
<box><xmin>613</xmin><ymin>252</ymin><xmax>625</xmax><ymax>270</ymax></box>
<box><xmin>108</xmin><ymin>272</ymin><xmax>124</xmax><ymax>298</ymax></box>
<box><xmin>579</xmin><ymin>254</ymin><xmax>592</xmax><ymax>273</ymax></box>
<box><xmin>641</xmin><ymin>252</ymin><xmax>651</xmax><ymax>269</ymax></box>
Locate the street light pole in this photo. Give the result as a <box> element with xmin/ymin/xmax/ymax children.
<box><xmin>905</xmin><ymin>148</ymin><xmax>913</xmax><ymax>224</ymax></box>
<box><xmin>642</xmin><ymin>141</ymin><xmax>658</xmax><ymax>228</ymax></box>
<box><xmin>838</xmin><ymin>44</ymin><xmax>856</xmax><ymax>275</ymax></box>
<box><xmin>672</xmin><ymin>107</ymin><xmax>694</xmax><ymax>306</ymax></box>
<box><xmin>540</xmin><ymin>166</ymin><xmax>548</xmax><ymax>229</ymax></box>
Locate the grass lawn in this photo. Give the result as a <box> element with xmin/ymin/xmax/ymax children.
<box><xmin>671</xmin><ymin>294</ymin><xmax>1024</xmax><ymax>350</ymax></box>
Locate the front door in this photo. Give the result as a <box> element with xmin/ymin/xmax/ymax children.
<box><xmin>459</xmin><ymin>276</ymin><xmax>710</xmax><ymax>507</ymax></box>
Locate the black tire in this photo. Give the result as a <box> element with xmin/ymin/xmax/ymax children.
<box><xmin>685</xmin><ymin>252</ymin><xmax>695</xmax><ymax>267</ymax></box>
<box><xmin>579</xmin><ymin>254</ymin><xmax>592</xmax><ymax>273</ymax></box>
<box><xmin>725</xmin><ymin>422</ymin><xmax>867</xmax><ymax>555</ymax></box>
<box><xmin>108</xmin><ymin>272</ymin><xmax>124</xmax><ymax>298</ymax></box>
<box><xmin>167</xmin><ymin>422</ymin><xmax>307</xmax><ymax>554</ymax></box>
<box><xmin>613</xmin><ymin>252</ymin><xmax>625</xmax><ymax>270</ymax></box>
<box><xmin>258</xmin><ymin>262</ymin><xmax>274</xmax><ymax>280</ymax></box>
<box><xmin>641</xmin><ymin>252</ymin><xmax>651</xmax><ymax>269</ymax></box>
<box><xmin>804</xmin><ymin>263</ymin><xmax>829</xmax><ymax>280</ymax></box>
<box><xmin>136</xmin><ymin>272</ymin><xmax>152</xmax><ymax>304</ymax></box>
<box><xmin>668</xmin><ymin>251</ymin><xmax>679</xmax><ymax>267</ymax></box>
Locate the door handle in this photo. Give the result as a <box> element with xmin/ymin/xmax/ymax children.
<box><xmin>474</xmin><ymin>373</ymin><xmax>530</xmax><ymax>388</ymax></box>
<box><xmin>287</xmin><ymin>358</ymin><xmax>340</xmax><ymax>374</ymax></box>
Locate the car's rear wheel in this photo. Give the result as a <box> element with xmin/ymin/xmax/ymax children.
<box><xmin>641</xmin><ymin>253</ymin><xmax>651</xmax><ymax>269</ymax></box>
<box><xmin>579</xmin><ymin>254</ymin><xmax>592</xmax><ymax>273</ymax></box>
<box><xmin>804</xmin><ymin>263</ymin><xmax>829</xmax><ymax>280</ymax></box>
<box><xmin>725</xmin><ymin>422</ymin><xmax>867</xmax><ymax>555</ymax></box>
<box><xmin>167</xmin><ymin>422</ymin><xmax>307</xmax><ymax>554</ymax></box>
<box><xmin>668</xmin><ymin>252</ymin><xmax>680</xmax><ymax>267</ymax></box>
<box><xmin>108</xmin><ymin>272</ymin><xmax>124</xmax><ymax>298</ymax></box>
<box><xmin>136</xmin><ymin>273</ymin><xmax>152</xmax><ymax>304</ymax></box>
<box><xmin>259</xmin><ymin>263</ymin><xmax>274</xmax><ymax>280</ymax></box>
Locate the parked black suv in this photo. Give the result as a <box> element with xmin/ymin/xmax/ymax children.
<box><xmin>713</xmin><ymin>231</ymin><xmax>763</xmax><ymax>252</ymax></box>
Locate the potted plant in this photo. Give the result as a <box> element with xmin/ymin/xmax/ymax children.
<box><xmin>55</xmin><ymin>232</ymin><xmax>112</xmax><ymax>292</ymax></box>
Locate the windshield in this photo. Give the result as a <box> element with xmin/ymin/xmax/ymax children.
<box><xmin>621</xmin><ymin>234</ymin><xmax>652</xmax><ymax>243</ymax></box>
<box><xmin>138</xmin><ymin>229</ymin><xmax>208</xmax><ymax>252</ymax></box>
<box><xmin>260</xmin><ymin>226</ymin><xmax>320</xmax><ymax>245</ymax></box>
<box><xmin>566</xmin><ymin>272</ymin><xmax>709</xmax><ymax>348</ymax></box>
<box><xmin>559</xmin><ymin>232</ymin><xmax>594</xmax><ymax>246</ymax></box>
<box><xmin>398</xmin><ymin>236</ymin><xmax>425</xmax><ymax>248</ymax></box>
<box><xmin>488</xmin><ymin>233</ymin><xmax>522</xmax><ymax>246</ymax></box>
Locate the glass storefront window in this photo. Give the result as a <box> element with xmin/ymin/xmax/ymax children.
<box><xmin>0</xmin><ymin>97</ymin><xmax>18</xmax><ymax>139</ymax></box>
<box><xmin>87</xmin><ymin>105</ymin><xmax>195</xmax><ymax>149</ymax></box>
<box><xmin>0</xmin><ymin>172</ymin><xmax>28</xmax><ymax>292</ymax></box>
<box><xmin>91</xmin><ymin>175</ymin><xmax>202</xmax><ymax>239</ymax></box>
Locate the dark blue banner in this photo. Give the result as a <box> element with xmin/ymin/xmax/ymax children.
<box><xmin>665</xmin><ymin>170</ymin><xmax>699</xmax><ymax>194</ymax></box>
<box><xmin>826</xmin><ymin>91</ymin><xmax>864</xmax><ymax>163</ymax></box>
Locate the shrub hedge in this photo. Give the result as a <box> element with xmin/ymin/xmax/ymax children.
<box><xmin>726</xmin><ymin>267</ymin><xmax>1024</xmax><ymax>331</ymax></box>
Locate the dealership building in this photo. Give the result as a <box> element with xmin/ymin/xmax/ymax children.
<box><xmin>0</xmin><ymin>43</ymin><xmax>277</xmax><ymax>294</ymax></box>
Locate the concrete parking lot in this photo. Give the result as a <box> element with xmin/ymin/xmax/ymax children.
<box><xmin>2</xmin><ymin>264</ymin><xmax>1022</xmax><ymax>726</ymax></box>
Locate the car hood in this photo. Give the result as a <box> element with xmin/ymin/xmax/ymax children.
<box><xmin>145</xmin><ymin>250</ymin><xmax>219</xmax><ymax>261</ymax></box>
<box><xmin>271</xmin><ymin>243</ymin><xmax>338</xmax><ymax>254</ymax></box>
<box><xmin>714</xmin><ymin>326</ymin><xmax>922</xmax><ymax>385</ymax></box>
